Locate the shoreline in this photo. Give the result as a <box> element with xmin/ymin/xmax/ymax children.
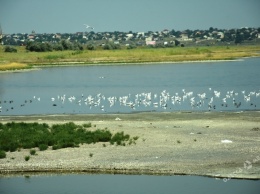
<box><xmin>0</xmin><ymin>58</ymin><xmax>246</xmax><ymax>73</ymax></box>
<box><xmin>1</xmin><ymin>111</ymin><xmax>260</xmax><ymax>180</ymax></box>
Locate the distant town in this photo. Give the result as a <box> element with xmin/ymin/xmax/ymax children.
<box><xmin>1</xmin><ymin>27</ymin><xmax>260</xmax><ymax>51</ymax></box>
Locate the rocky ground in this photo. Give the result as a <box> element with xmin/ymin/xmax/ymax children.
<box><xmin>0</xmin><ymin>111</ymin><xmax>259</xmax><ymax>179</ymax></box>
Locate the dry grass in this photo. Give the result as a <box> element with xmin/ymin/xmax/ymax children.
<box><xmin>0</xmin><ymin>62</ymin><xmax>29</xmax><ymax>71</ymax></box>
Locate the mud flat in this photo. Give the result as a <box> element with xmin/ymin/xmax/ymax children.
<box><xmin>0</xmin><ymin>111</ymin><xmax>259</xmax><ymax>179</ymax></box>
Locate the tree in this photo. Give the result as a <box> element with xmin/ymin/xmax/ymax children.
<box><xmin>234</xmin><ymin>32</ymin><xmax>243</xmax><ymax>44</ymax></box>
<box><xmin>209</xmin><ymin>27</ymin><xmax>214</xmax><ymax>32</ymax></box>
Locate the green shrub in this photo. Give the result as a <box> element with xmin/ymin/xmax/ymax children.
<box><xmin>103</xmin><ymin>42</ymin><xmax>121</xmax><ymax>50</ymax></box>
<box><xmin>30</xmin><ymin>149</ymin><xmax>36</xmax><ymax>155</ymax></box>
<box><xmin>4</xmin><ymin>46</ymin><xmax>17</xmax><ymax>53</ymax></box>
<box><xmin>0</xmin><ymin>122</ymin><xmax>134</xmax><ymax>153</ymax></box>
<box><xmin>110</xmin><ymin>132</ymin><xmax>130</xmax><ymax>145</ymax></box>
<box><xmin>25</xmin><ymin>156</ymin><xmax>30</xmax><ymax>161</ymax></box>
<box><xmin>0</xmin><ymin>150</ymin><xmax>6</xmax><ymax>159</ymax></box>
<box><xmin>52</xmin><ymin>144</ymin><xmax>61</xmax><ymax>150</ymax></box>
<box><xmin>127</xmin><ymin>44</ymin><xmax>136</xmax><ymax>49</ymax></box>
<box><xmin>39</xmin><ymin>144</ymin><xmax>48</xmax><ymax>151</ymax></box>
<box><xmin>83</xmin><ymin>123</ymin><xmax>92</xmax><ymax>128</ymax></box>
<box><xmin>87</xmin><ymin>44</ymin><xmax>95</xmax><ymax>50</ymax></box>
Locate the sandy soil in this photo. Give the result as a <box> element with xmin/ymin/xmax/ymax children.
<box><xmin>0</xmin><ymin>111</ymin><xmax>259</xmax><ymax>179</ymax></box>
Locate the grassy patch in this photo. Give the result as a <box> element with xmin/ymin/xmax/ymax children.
<box><xmin>0</xmin><ymin>62</ymin><xmax>29</xmax><ymax>71</ymax></box>
<box><xmin>44</xmin><ymin>54</ymin><xmax>65</xmax><ymax>60</ymax></box>
<box><xmin>0</xmin><ymin>45</ymin><xmax>260</xmax><ymax>70</ymax></box>
<box><xmin>0</xmin><ymin>122</ymin><xmax>135</xmax><ymax>152</ymax></box>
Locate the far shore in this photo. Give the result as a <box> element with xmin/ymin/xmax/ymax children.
<box><xmin>0</xmin><ymin>57</ymin><xmax>249</xmax><ymax>73</ymax></box>
<box><xmin>1</xmin><ymin>45</ymin><xmax>260</xmax><ymax>71</ymax></box>
<box><xmin>1</xmin><ymin>111</ymin><xmax>260</xmax><ymax>180</ymax></box>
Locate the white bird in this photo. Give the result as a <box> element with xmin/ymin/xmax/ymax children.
<box><xmin>221</xmin><ymin>140</ymin><xmax>233</xmax><ymax>143</ymax></box>
<box><xmin>84</xmin><ymin>24</ymin><xmax>94</xmax><ymax>30</ymax></box>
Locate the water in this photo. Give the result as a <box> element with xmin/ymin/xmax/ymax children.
<box><xmin>0</xmin><ymin>174</ymin><xmax>259</xmax><ymax>194</ymax></box>
<box><xmin>0</xmin><ymin>58</ymin><xmax>260</xmax><ymax>115</ymax></box>
<box><xmin>1</xmin><ymin>59</ymin><xmax>260</xmax><ymax>193</ymax></box>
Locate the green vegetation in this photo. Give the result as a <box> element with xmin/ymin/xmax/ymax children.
<box><xmin>4</xmin><ymin>46</ymin><xmax>17</xmax><ymax>53</ymax></box>
<box><xmin>0</xmin><ymin>150</ymin><xmax>6</xmax><ymax>159</ymax></box>
<box><xmin>39</xmin><ymin>144</ymin><xmax>48</xmax><ymax>151</ymax></box>
<box><xmin>0</xmin><ymin>45</ymin><xmax>259</xmax><ymax>71</ymax></box>
<box><xmin>0</xmin><ymin>122</ymin><xmax>135</xmax><ymax>152</ymax></box>
<box><xmin>251</xmin><ymin>127</ymin><xmax>260</xmax><ymax>131</ymax></box>
<box><xmin>30</xmin><ymin>149</ymin><xmax>36</xmax><ymax>155</ymax></box>
<box><xmin>25</xmin><ymin>40</ymin><xmax>83</xmax><ymax>52</ymax></box>
<box><xmin>24</xmin><ymin>155</ymin><xmax>30</xmax><ymax>161</ymax></box>
<box><xmin>110</xmin><ymin>131</ymin><xmax>129</xmax><ymax>145</ymax></box>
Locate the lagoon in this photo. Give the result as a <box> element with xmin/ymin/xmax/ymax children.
<box><xmin>0</xmin><ymin>58</ymin><xmax>259</xmax><ymax>115</ymax></box>
<box><xmin>1</xmin><ymin>59</ymin><xmax>260</xmax><ymax>193</ymax></box>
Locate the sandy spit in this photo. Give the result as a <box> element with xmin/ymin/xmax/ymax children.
<box><xmin>0</xmin><ymin>111</ymin><xmax>260</xmax><ymax>179</ymax></box>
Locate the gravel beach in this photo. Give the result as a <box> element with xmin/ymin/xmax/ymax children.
<box><xmin>0</xmin><ymin>111</ymin><xmax>259</xmax><ymax>179</ymax></box>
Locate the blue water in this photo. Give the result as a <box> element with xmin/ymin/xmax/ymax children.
<box><xmin>0</xmin><ymin>174</ymin><xmax>259</xmax><ymax>194</ymax></box>
<box><xmin>0</xmin><ymin>58</ymin><xmax>259</xmax><ymax>115</ymax></box>
<box><xmin>1</xmin><ymin>59</ymin><xmax>260</xmax><ymax>193</ymax></box>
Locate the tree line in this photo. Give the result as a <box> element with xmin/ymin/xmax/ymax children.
<box><xmin>25</xmin><ymin>40</ymin><xmax>84</xmax><ymax>52</ymax></box>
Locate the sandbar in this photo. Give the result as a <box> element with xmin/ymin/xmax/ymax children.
<box><xmin>0</xmin><ymin>111</ymin><xmax>259</xmax><ymax>180</ymax></box>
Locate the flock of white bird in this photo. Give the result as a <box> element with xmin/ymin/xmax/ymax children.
<box><xmin>0</xmin><ymin>88</ymin><xmax>259</xmax><ymax>114</ymax></box>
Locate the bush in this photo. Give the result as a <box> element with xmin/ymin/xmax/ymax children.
<box><xmin>25</xmin><ymin>156</ymin><xmax>30</xmax><ymax>161</ymax></box>
<box><xmin>87</xmin><ymin>44</ymin><xmax>95</xmax><ymax>50</ymax></box>
<box><xmin>4</xmin><ymin>46</ymin><xmax>17</xmax><ymax>53</ymax></box>
<box><xmin>110</xmin><ymin>132</ymin><xmax>130</xmax><ymax>145</ymax></box>
<box><xmin>83</xmin><ymin>123</ymin><xmax>92</xmax><ymax>128</ymax></box>
<box><xmin>0</xmin><ymin>150</ymin><xmax>6</xmax><ymax>159</ymax></box>
<box><xmin>103</xmin><ymin>42</ymin><xmax>121</xmax><ymax>50</ymax></box>
<box><xmin>52</xmin><ymin>43</ymin><xmax>64</xmax><ymax>51</ymax></box>
<box><xmin>30</xmin><ymin>149</ymin><xmax>36</xmax><ymax>155</ymax></box>
<box><xmin>39</xmin><ymin>144</ymin><xmax>48</xmax><ymax>151</ymax></box>
<box><xmin>127</xmin><ymin>44</ymin><xmax>136</xmax><ymax>49</ymax></box>
<box><xmin>52</xmin><ymin>144</ymin><xmax>61</xmax><ymax>150</ymax></box>
<box><xmin>25</xmin><ymin>40</ymin><xmax>84</xmax><ymax>52</ymax></box>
